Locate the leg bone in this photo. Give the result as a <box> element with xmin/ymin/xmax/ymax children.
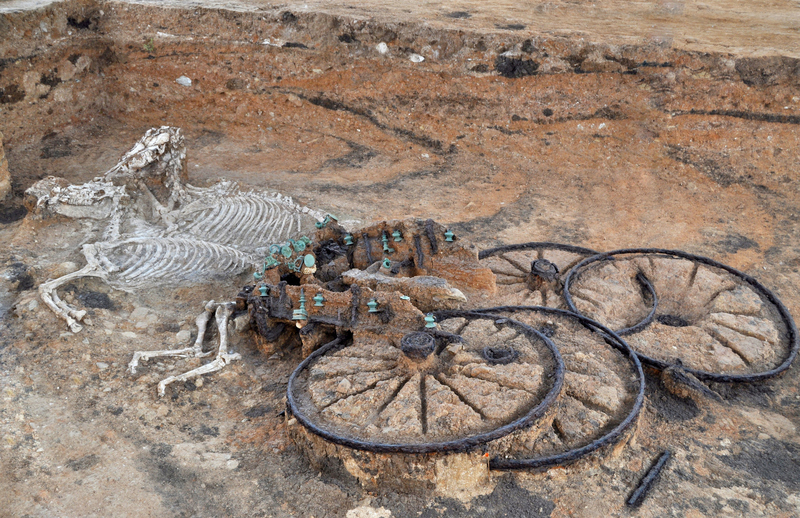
<box><xmin>39</xmin><ymin>265</ymin><xmax>104</xmax><ymax>333</ymax></box>
<box><xmin>155</xmin><ymin>302</ymin><xmax>240</xmax><ymax>397</ymax></box>
<box><xmin>128</xmin><ymin>300</ymin><xmax>217</xmax><ymax>374</ymax></box>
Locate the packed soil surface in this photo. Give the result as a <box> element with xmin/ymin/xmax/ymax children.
<box><xmin>1</xmin><ymin>1</ymin><xmax>800</xmax><ymax>517</ymax></box>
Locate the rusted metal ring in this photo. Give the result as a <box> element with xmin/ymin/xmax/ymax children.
<box><xmin>401</xmin><ymin>331</ymin><xmax>436</xmax><ymax>360</ymax></box>
<box><xmin>563</xmin><ymin>248</ymin><xmax>799</xmax><ymax>383</ymax></box>
<box><xmin>482</xmin><ymin>345</ymin><xmax>519</xmax><ymax>365</ymax></box>
<box><xmin>287</xmin><ymin>311</ymin><xmax>565</xmax><ymax>454</ymax></box>
<box><xmin>465</xmin><ymin>305</ymin><xmax>645</xmax><ymax>471</ymax></box>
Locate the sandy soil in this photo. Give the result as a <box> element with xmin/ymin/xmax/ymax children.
<box><xmin>1</xmin><ymin>1</ymin><xmax>799</xmax><ymax>517</ymax></box>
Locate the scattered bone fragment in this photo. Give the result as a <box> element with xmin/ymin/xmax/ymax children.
<box><xmin>128</xmin><ymin>301</ymin><xmax>241</xmax><ymax>397</ymax></box>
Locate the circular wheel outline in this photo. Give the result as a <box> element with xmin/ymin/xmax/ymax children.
<box><xmin>478</xmin><ymin>241</ymin><xmax>600</xmax><ymax>261</ymax></box>
<box><xmin>287</xmin><ymin>311</ymin><xmax>565</xmax><ymax>454</ymax></box>
<box><xmin>563</xmin><ymin>247</ymin><xmax>799</xmax><ymax>382</ymax></box>
<box><xmin>478</xmin><ymin>241</ymin><xmax>600</xmax><ymax>308</ymax></box>
<box><xmin>450</xmin><ymin>306</ymin><xmax>645</xmax><ymax>470</ymax></box>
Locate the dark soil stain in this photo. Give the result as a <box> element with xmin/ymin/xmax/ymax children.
<box><xmin>0</xmin><ymin>202</ymin><xmax>29</xmax><ymax>224</ymax></box>
<box><xmin>666</xmin><ymin>145</ymin><xmax>740</xmax><ymax>187</ymax></box>
<box><xmin>66</xmin><ymin>454</ymin><xmax>100</xmax><ymax>471</ymax></box>
<box><xmin>673</xmin><ymin>109</ymin><xmax>800</xmax><ymax>125</ymax></box>
<box><xmin>719</xmin><ymin>438</ymin><xmax>800</xmax><ymax>489</ymax></box>
<box><xmin>735</xmin><ymin>56</ymin><xmax>800</xmax><ymax>87</ymax></box>
<box><xmin>422</xmin><ymin>476</ymin><xmax>554</xmax><ymax>517</ymax></box>
<box><xmin>495</xmin><ymin>56</ymin><xmax>539</xmax><ymax>78</ymax></box>
<box><xmin>715</xmin><ymin>233</ymin><xmax>759</xmax><ymax>254</ymax></box>
<box><xmin>304</xmin><ymin>94</ymin><xmax>446</xmax><ymax>154</ymax></box>
<box><xmin>193</xmin><ymin>129</ymin><xmax>225</xmax><ymax>148</ymax></box>
<box><xmin>521</xmin><ymin>39</ymin><xmax>536</xmax><ymax>53</ymax></box>
<box><xmin>0</xmin><ymin>84</ymin><xmax>24</xmax><ymax>104</ymax></box>
<box><xmin>244</xmin><ymin>404</ymin><xmax>272</xmax><ymax>418</ymax></box>
<box><xmin>496</xmin><ymin>24</ymin><xmax>526</xmax><ymax>31</ymax></box>
<box><xmin>645</xmin><ymin>373</ymin><xmax>700</xmax><ymax>422</ymax></box>
<box><xmin>445</xmin><ymin>11</ymin><xmax>471</xmax><ymax>19</ymax></box>
<box><xmin>322</xmin><ymin>141</ymin><xmax>376</xmax><ymax>168</ymax></box>
<box><xmin>709</xmin><ymin>380</ymin><xmax>775</xmax><ymax>408</ymax></box>
<box><xmin>39</xmin><ymin>132</ymin><xmax>73</xmax><ymax>159</ymax></box>
<box><xmin>4</xmin><ymin>262</ymin><xmax>34</xmax><ymax>292</ymax></box>
<box><xmin>76</xmin><ymin>290</ymin><xmax>115</xmax><ymax>309</ymax></box>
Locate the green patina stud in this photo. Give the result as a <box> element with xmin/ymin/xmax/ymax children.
<box><xmin>259</xmin><ymin>285</ymin><xmax>268</xmax><ymax>297</ymax></box>
<box><xmin>367</xmin><ymin>299</ymin><xmax>379</xmax><ymax>313</ymax></box>
<box><xmin>344</xmin><ymin>234</ymin><xmax>354</xmax><ymax>246</ymax></box>
<box><xmin>382</xmin><ymin>231</ymin><xmax>395</xmax><ymax>253</ymax></box>
<box><xmin>392</xmin><ymin>230</ymin><xmax>403</xmax><ymax>242</ymax></box>
<box><xmin>382</xmin><ymin>258</ymin><xmax>392</xmax><ymax>269</ymax></box>
<box><xmin>313</xmin><ymin>292</ymin><xmax>325</xmax><ymax>307</ymax></box>
<box><xmin>444</xmin><ymin>230</ymin><xmax>455</xmax><ymax>242</ymax></box>
<box><xmin>292</xmin><ymin>288</ymin><xmax>308</xmax><ymax>320</ymax></box>
<box><xmin>424</xmin><ymin>313</ymin><xmax>436</xmax><ymax>328</ymax></box>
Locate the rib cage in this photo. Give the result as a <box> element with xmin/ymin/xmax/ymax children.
<box><xmin>90</xmin><ymin>237</ymin><xmax>259</xmax><ymax>288</ymax></box>
<box><xmin>167</xmin><ymin>190</ymin><xmax>321</xmax><ymax>250</ymax></box>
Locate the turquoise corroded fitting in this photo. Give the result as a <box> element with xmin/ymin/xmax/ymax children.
<box><xmin>343</xmin><ymin>234</ymin><xmax>354</xmax><ymax>246</ymax></box>
<box><xmin>382</xmin><ymin>258</ymin><xmax>392</xmax><ymax>269</ymax></box>
<box><xmin>253</xmin><ymin>271</ymin><xmax>262</xmax><ymax>280</ymax></box>
<box><xmin>259</xmin><ymin>285</ymin><xmax>268</xmax><ymax>296</ymax></box>
<box><xmin>281</xmin><ymin>244</ymin><xmax>294</xmax><ymax>258</ymax></box>
<box><xmin>367</xmin><ymin>299</ymin><xmax>379</xmax><ymax>313</ymax></box>
<box><xmin>292</xmin><ymin>288</ymin><xmax>308</xmax><ymax>320</ymax></box>
<box><xmin>304</xmin><ymin>254</ymin><xmax>316</xmax><ymax>268</ymax></box>
<box><xmin>424</xmin><ymin>313</ymin><xmax>436</xmax><ymax>328</ymax></box>
<box><xmin>313</xmin><ymin>292</ymin><xmax>325</xmax><ymax>307</ymax></box>
<box><xmin>392</xmin><ymin>230</ymin><xmax>402</xmax><ymax>242</ymax></box>
<box><xmin>292</xmin><ymin>256</ymin><xmax>304</xmax><ymax>272</ymax></box>
<box><xmin>444</xmin><ymin>230</ymin><xmax>455</xmax><ymax>242</ymax></box>
<box><xmin>315</xmin><ymin>214</ymin><xmax>338</xmax><ymax>229</ymax></box>
<box><xmin>400</xmin><ymin>295</ymin><xmax>410</xmax><ymax>300</ymax></box>
<box><xmin>381</xmin><ymin>232</ymin><xmax>395</xmax><ymax>253</ymax></box>
<box><xmin>293</xmin><ymin>239</ymin><xmax>306</xmax><ymax>252</ymax></box>
<box><xmin>265</xmin><ymin>256</ymin><xmax>280</xmax><ymax>269</ymax></box>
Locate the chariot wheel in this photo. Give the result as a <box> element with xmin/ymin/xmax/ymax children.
<box><xmin>479</xmin><ymin>242</ymin><xmax>598</xmax><ymax>308</ymax></box>
<box><xmin>453</xmin><ymin>306</ymin><xmax>644</xmax><ymax>469</ymax></box>
<box><xmin>564</xmin><ymin>248</ymin><xmax>799</xmax><ymax>382</ymax></box>
<box><xmin>287</xmin><ymin>312</ymin><xmax>564</xmax><ymax>453</ymax></box>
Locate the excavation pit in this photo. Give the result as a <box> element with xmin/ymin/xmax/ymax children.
<box><xmin>2</xmin><ymin>0</ymin><xmax>800</xmax><ymax>516</ymax></box>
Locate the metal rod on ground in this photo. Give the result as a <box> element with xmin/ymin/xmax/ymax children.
<box><xmin>627</xmin><ymin>450</ymin><xmax>672</xmax><ymax>508</ymax></box>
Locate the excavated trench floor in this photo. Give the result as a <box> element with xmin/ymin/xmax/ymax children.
<box><xmin>1</xmin><ymin>1</ymin><xmax>800</xmax><ymax>517</ymax></box>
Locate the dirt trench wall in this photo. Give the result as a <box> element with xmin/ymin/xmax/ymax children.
<box><xmin>1</xmin><ymin>0</ymin><xmax>799</xmax><ymax>203</ymax></box>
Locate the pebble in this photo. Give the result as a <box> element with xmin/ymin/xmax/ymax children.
<box><xmin>176</xmin><ymin>75</ymin><xmax>192</xmax><ymax>86</ymax></box>
<box><xmin>27</xmin><ymin>299</ymin><xmax>38</xmax><ymax>311</ymax></box>
<box><xmin>376</xmin><ymin>42</ymin><xmax>388</xmax><ymax>54</ymax></box>
<box><xmin>130</xmin><ymin>307</ymin><xmax>150</xmax><ymax>320</ymax></box>
<box><xmin>96</xmin><ymin>362</ymin><xmax>109</xmax><ymax>370</ymax></box>
<box><xmin>176</xmin><ymin>329</ymin><xmax>192</xmax><ymax>343</ymax></box>
<box><xmin>409</xmin><ymin>53</ymin><xmax>425</xmax><ymax>63</ymax></box>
